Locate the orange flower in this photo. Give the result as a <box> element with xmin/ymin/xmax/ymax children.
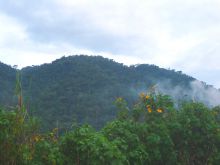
<box><xmin>145</xmin><ymin>95</ymin><xmax>150</xmax><ymax>99</ymax></box>
<box><xmin>146</xmin><ymin>105</ymin><xmax>152</xmax><ymax>113</ymax></box>
<box><xmin>157</xmin><ymin>108</ymin><xmax>163</xmax><ymax>113</ymax></box>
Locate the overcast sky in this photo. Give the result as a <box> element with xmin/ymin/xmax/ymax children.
<box><xmin>0</xmin><ymin>0</ymin><xmax>220</xmax><ymax>88</ymax></box>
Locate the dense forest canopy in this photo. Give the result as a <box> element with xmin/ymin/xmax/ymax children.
<box><xmin>0</xmin><ymin>62</ymin><xmax>16</xmax><ymax>106</ymax></box>
<box><xmin>0</xmin><ymin>55</ymin><xmax>219</xmax><ymax>131</ymax></box>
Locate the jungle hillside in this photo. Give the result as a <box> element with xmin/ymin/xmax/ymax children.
<box><xmin>1</xmin><ymin>55</ymin><xmax>220</xmax><ymax>164</ymax></box>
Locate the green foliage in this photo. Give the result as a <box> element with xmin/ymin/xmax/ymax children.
<box><xmin>31</xmin><ymin>133</ymin><xmax>63</xmax><ymax>165</ymax></box>
<box><xmin>114</xmin><ymin>97</ymin><xmax>130</xmax><ymax>120</ymax></box>
<box><xmin>103</xmin><ymin>120</ymin><xmax>149</xmax><ymax>164</ymax></box>
<box><xmin>60</xmin><ymin>125</ymin><xmax>124</xmax><ymax>165</ymax></box>
<box><xmin>171</xmin><ymin>102</ymin><xmax>219</xmax><ymax>165</ymax></box>
<box><xmin>104</xmin><ymin>93</ymin><xmax>177</xmax><ymax>165</ymax></box>
<box><xmin>0</xmin><ymin>55</ymin><xmax>195</xmax><ymax>130</ymax></box>
<box><xmin>0</xmin><ymin>62</ymin><xmax>16</xmax><ymax>106</ymax></box>
<box><xmin>0</xmin><ymin>107</ymin><xmax>39</xmax><ymax>165</ymax></box>
<box><xmin>1</xmin><ymin>92</ymin><xmax>220</xmax><ymax>164</ymax></box>
<box><xmin>104</xmin><ymin>92</ymin><xmax>220</xmax><ymax>165</ymax></box>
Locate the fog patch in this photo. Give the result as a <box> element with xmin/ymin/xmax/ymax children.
<box><xmin>190</xmin><ymin>80</ymin><xmax>220</xmax><ymax>107</ymax></box>
<box><xmin>152</xmin><ymin>80</ymin><xmax>220</xmax><ymax>107</ymax></box>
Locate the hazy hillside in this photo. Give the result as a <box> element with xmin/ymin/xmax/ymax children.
<box><xmin>1</xmin><ymin>55</ymin><xmax>219</xmax><ymax>130</ymax></box>
<box><xmin>0</xmin><ymin>62</ymin><xmax>16</xmax><ymax>106</ymax></box>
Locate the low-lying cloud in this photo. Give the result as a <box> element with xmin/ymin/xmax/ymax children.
<box><xmin>156</xmin><ymin>80</ymin><xmax>220</xmax><ymax>107</ymax></box>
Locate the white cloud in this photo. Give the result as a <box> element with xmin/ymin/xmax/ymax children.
<box><xmin>0</xmin><ymin>0</ymin><xmax>220</xmax><ymax>88</ymax></box>
<box><xmin>0</xmin><ymin>13</ymin><xmax>27</xmax><ymax>47</ymax></box>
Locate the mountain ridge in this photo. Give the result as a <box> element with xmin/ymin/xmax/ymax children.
<box><xmin>0</xmin><ymin>55</ymin><xmax>219</xmax><ymax>130</ymax></box>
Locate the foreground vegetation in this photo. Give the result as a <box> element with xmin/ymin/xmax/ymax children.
<box><xmin>1</xmin><ymin>91</ymin><xmax>220</xmax><ymax>165</ymax></box>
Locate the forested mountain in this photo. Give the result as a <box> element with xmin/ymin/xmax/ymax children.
<box><xmin>0</xmin><ymin>62</ymin><xmax>16</xmax><ymax>106</ymax></box>
<box><xmin>0</xmin><ymin>55</ymin><xmax>218</xmax><ymax>130</ymax></box>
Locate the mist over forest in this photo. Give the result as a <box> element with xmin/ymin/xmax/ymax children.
<box><xmin>1</xmin><ymin>55</ymin><xmax>220</xmax><ymax>130</ymax></box>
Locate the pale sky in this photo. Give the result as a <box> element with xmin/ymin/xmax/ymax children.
<box><xmin>0</xmin><ymin>0</ymin><xmax>220</xmax><ymax>88</ymax></box>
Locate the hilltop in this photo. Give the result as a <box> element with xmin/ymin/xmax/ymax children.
<box><xmin>0</xmin><ymin>55</ymin><xmax>219</xmax><ymax>130</ymax></box>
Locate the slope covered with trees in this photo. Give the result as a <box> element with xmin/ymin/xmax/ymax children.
<box><xmin>1</xmin><ymin>55</ymin><xmax>220</xmax><ymax>164</ymax></box>
<box><xmin>0</xmin><ymin>62</ymin><xmax>16</xmax><ymax>106</ymax></box>
<box><xmin>21</xmin><ymin>55</ymin><xmax>196</xmax><ymax>130</ymax></box>
<box><xmin>0</xmin><ymin>55</ymin><xmax>213</xmax><ymax>130</ymax></box>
